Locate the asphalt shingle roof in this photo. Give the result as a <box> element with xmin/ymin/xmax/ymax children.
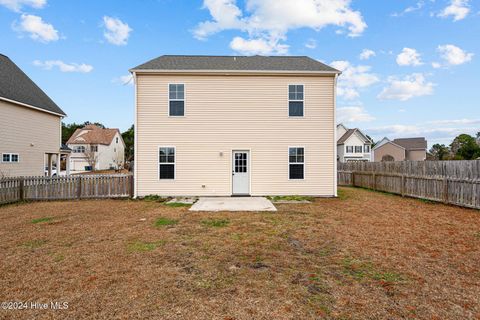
<box><xmin>393</xmin><ymin>138</ymin><xmax>427</xmax><ymax>150</ymax></box>
<box><xmin>0</xmin><ymin>54</ymin><xmax>66</xmax><ymax>116</ymax></box>
<box><xmin>132</xmin><ymin>55</ymin><xmax>339</xmax><ymax>73</ymax></box>
<box><xmin>67</xmin><ymin>125</ymin><xmax>120</xmax><ymax>146</ymax></box>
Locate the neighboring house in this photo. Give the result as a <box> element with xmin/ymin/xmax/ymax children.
<box><xmin>0</xmin><ymin>54</ymin><xmax>68</xmax><ymax>177</ymax></box>
<box><xmin>131</xmin><ymin>55</ymin><xmax>340</xmax><ymax>197</ymax></box>
<box><xmin>336</xmin><ymin>123</ymin><xmax>372</xmax><ymax>162</ymax></box>
<box><xmin>373</xmin><ymin>137</ymin><xmax>427</xmax><ymax>161</ymax></box>
<box><xmin>66</xmin><ymin>125</ymin><xmax>125</xmax><ymax>171</ymax></box>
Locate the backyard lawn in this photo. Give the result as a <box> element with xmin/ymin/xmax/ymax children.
<box><xmin>0</xmin><ymin>187</ymin><xmax>479</xmax><ymax>319</ymax></box>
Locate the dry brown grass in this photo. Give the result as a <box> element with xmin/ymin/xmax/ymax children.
<box><xmin>0</xmin><ymin>187</ymin><xmax>479</xmax><ymax>319</ymax></box>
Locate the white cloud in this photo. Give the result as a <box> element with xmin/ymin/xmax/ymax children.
<box><xmin>305</xmin><ymin>38</ymin><xmax>317</xmax><ymax>49</ymax></box>
<box><xmin>337</xmin><ymin>106</ymin><xmax>375</xmax><ymax>123</ymax></box>
<box><xmin>113</xmin><ymin>75</ymin><xmax>133</xmax><ymax>85</ymax></box>
<box><xmin>359</xmin><ymin>49</ymin><xmax>375</xmax><ymax>60</ymax></box>
<box><xmin>378</xmin><ymin>73</ymin><xmax>434</xmax><ymax>101</ymax></box>
<box><xmin>436</xmin><ymin>44</ymin><xmax>473</xmax><ymax>66</ymax></box>
<box><xmin>102</xmin><ymin>16</ymin><xmax>132</xmax><ymax>46</ymax></box>
<box><xmin>33</xmin><ymin>60</ymin><xmax>93</xmax><ymax>73</ymax></box>
<box><xmin>391</xmin><ymin>0</ymin><xmax>426</xmax><ymax>17</ymax></box>
<box><xmin>230</xmin><ymin>36</ymin><xmax>288</xmax><ymax>55</ymax></box>
<box><xmin>331</xmin><ymin>60</ymin><xmax>379</xmax><ymax>100</ymax></box>
<box><xmin>438</xmin><ymin>0</ymin><xmax>470</xmax><ymax>21</ymax></box>
<box><xmin>14</xmin><ymin>14</ymin><xmax>58</xmax><ymax>42</ymax></box>
<box><xmin>396</xmin><ymin>48</ymin><xmax>423</xmax><ymax>66</ymax></box>
<box><xmin>194</xmin><ymin>0</ymin><xmax>367</xmax><ymax>55</ymax></box>
<box><xmin>0</xmin><ymin>0</ymin><xmax>45</xmax><ymax>12</ymax></box>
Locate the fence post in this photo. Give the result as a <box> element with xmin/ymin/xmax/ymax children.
<box><xmin>372</xmin><ymin>173</ymin><xmax>376</xmax><ymax>191</ymax></box>
<box><xmin>443</xmin><ymin>178</ymin><xmax>449</xmax><ymax>204</ymax></box>
<box><xmin>401</xmin><ymin>175</ymin><xmax>405</xmax><ymax>197</ymax></box>
<box><xmin>352</xmin><ymin>171</ymin><xmax>356</xmax><ymax>187</ymax></box>
<box><xmin>19</xmin><ymin>177</ymin><xmax>24</xmax><ymax>201</ymax></box>
<box><xmin>129</xmin><ymin>175</ymin><xmax>134</xmax><ymax>198</ymax></box>
<box><xmin>77</xmin><ymin>177</ymin><xmax>82</xmax><ymax>199</ymax></box>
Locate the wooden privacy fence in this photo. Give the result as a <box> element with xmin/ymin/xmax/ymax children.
<box><xmin>0</xmin><ymin>174</ymin><xmax>134</xmax><ymax>205</ymax></box>
<box><xmin>338</xmin><ymin>161</ymin><xmax>480</xmax><ymax>209</ymax></box>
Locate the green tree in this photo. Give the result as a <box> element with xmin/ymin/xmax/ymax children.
<box><xmin>450</xmin><ymin>134</ymin><xmax>480</xmax><ymax>160</ymax></box>
<box><xmin>429</xmin><ymin>144</ymin><xmax>450</xmax><ymax>160</ymax></box>
<box><xmin>62</xmin><ymin>121</ymin><xmax>105</xmax><ymax>144</ymax></box>
<box><xmin>366</xmin><ymin>134</ymin><xmax>376</xmax><ymax>148</ymax></box>
<box><xmin>122</xmin><ymin>125</ymin><xmax>134</xmax><ymax>161</ymax></box>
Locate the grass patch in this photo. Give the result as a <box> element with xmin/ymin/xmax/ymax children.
<box><xmin>22</xmin><ymin>239</ymin><xmax>48</xmax><ymax>249</ymax></box>
<box><xmin>342</xmin><ymin>257</ymin><xmax>404</xmax><ymax>284</ymax></box>
<box><xmin>267</xmin><ymin>195</ymin><xmax>314</xmax><ymax>202</ymax></box>
<box><xmin>164</xmin><ymin>202</ymin><xmax>192</xmax><ymax>208</ymax></box>
<box><xmin>201</xmin><ymin>218</ymin><xmax>230</xmax><ymax>228</ymax></box>
<box><xmin>154</xmin><ymin>217</ymin><xmax>178</xmax><ymax>227</ymax></box>
<box><xmin>337</xmin><ymin>189</ymin><xmax>348</xmax><ymax>200</ymax></box>
<box><xmin>127</xmin><ymin>240</ymin><xmax>166</xmax><ymax>253</ymax></box>
<box><xmin>53</xmin><ymin>253</ymin><xmax>65</xmax><ymax>262</ymax></box>
<box><xmin>143</xmin><ymin>194</ymin><xmax>168</xmax><ymax>202</ymax></box>
<box><xmin>31</xmin><ymin>217</ymin><xmax>53</xmax><ymax>224</ymax></box>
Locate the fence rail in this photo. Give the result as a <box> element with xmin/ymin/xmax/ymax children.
<box><xmin>0</xmin><ymin>174</ymin><xmax>133</xmax><ymax>205</ymax></box>
<box><xmin>338</xmin><ymin>161</ymin><xmax>480</xmax><ymax>210</ymax></box>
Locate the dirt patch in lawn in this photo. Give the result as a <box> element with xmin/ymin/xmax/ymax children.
<box><xmin>0</xmin><ymin>187</ymin><xmax>479</xmax><ymax>319</ymax></box>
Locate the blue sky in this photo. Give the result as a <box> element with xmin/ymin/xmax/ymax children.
<box><xmin>1</xmin><ymin>0</ymin><xmax>479</xmax><ymax>146</ymax></box>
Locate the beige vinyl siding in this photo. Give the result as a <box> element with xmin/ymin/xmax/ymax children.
<box><xmin>0</xmin><ymin>100</ymin><xmax>61</xmax><ymax>176</ymax></box>
<box><xmin>406</xmin><ymin>150</ymin><xmax>427</xmax><ymax>161</ymax></box>
<box><xmin>136</xmin><ymin>74</ymin><xmax>335</xmax><ymax>197</ymax></box>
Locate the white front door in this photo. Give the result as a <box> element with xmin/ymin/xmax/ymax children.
<box><xmin>232</xmin><ymin>151</ymin><xmax>250</xmax><ymax>195</ymax></box>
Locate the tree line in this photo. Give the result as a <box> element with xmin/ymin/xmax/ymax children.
<box><xmin>429</xmin><ymin>133</ymin><xmax>480</xmax><ymax>160</ymax></box>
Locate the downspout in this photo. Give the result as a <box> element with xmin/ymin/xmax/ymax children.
<box><xmin>133</xmin><ymin>71</ymin><xmax>138</xmax><ymax>198</ymax></box>
<box><xmin>333</xmin><ymin>74</ymin><xmax>338</xmax><ymax>197</ymax></box>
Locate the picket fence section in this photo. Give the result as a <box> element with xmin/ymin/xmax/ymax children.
<box><xmin>338</xmin><ymin>161</ymin><xmax>480</xmax><ymax>209</ymax></box>
<box><xmin>0</xmin><ymin>174</ymin><xmax>133</xmax><ymax>205</ymax></box>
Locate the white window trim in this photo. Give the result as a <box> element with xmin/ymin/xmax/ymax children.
<box><xmin>288</xmin><ymin>84</ymin><xmax>305</xmax><ymax>118</ymax></box>
<box><xmin>288</xmin><ymin>146</ymin><xmax>305</xmax><ymax>180</ymax></box>
<box><xmin>355</xmin><ymin>146</ymin><xmax>363</xmax><ymax>153</ymax></box>
<box><xmin>158</xmin><ymin>146</ymin><xmax>176</xmax><ymax>181</ymax></box>
<box><xmin>364</xmin><ymin>145</ymin><xmax>371</xmax><ymax>153</ymax></box>
<box><xmin>2</xmin><ymin>153</ymin><xmax>20</xmax><ymax>163</ymax></box>
<box><xmin>168</xmin><ymin>83</ymin><xmax>186</xmax><ymax>117</ymax></box>
<box><xmin>346</xmin><ymin>146</ymin><xmax>354</xmax><ymax>154</ymax></box>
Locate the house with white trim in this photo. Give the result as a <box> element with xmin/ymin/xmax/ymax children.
<box><xmin>0</xmin><ymin>54</ymin><xmax>69</xmax><ymax>177</ymax></box>
<box><xmin>66</xmin><ymin>124</ymin><xmax>125</xmax><ymax>171</ymax></box>
<box><xmin>336</xmin><ymin>124</ymin><xmax>372</xmax><ymax>162</ymax></box>
<box><xmin>130</xmin><ymin>55</ymin><xmax>340</xmax><ymax>197</ymax></box>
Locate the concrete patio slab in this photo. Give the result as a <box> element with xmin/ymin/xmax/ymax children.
<box><xmin>190</xmin><ymin>197</ymin><xmax>277</xmax><ymax>212</ymax></box>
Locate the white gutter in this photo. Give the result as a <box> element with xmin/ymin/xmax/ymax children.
<box><xmin>129</xmin><ymin>69</ymin><xmax>341</xmax><ymax>76</ymax></box>
<box><xmin>334</xmin><ymin>73</ymin><xmax>338</xmax><ymax>197</ymax></box>
<box><xmin>133</xmin><ymin>71</ymin><xmax>138</xmax><ymax>198</ymax></box>
<box><xmin>0</xmin><ymin>96</ymin><xmax>66</xmax><ymax>117</ymax></box>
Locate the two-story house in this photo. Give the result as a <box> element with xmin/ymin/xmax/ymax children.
<box><xmin>131</xmin><ymin>55</ymin><xmax>340</xmax><ymax>197</ymax></box>
<box><xmin>0</xmin><ymin>54</ymin><xmax>68</xmax><ymax>177</ymax></box>
<box><xmin>66</xmin><ymin>124</ymin><xmax>125</xmax><ymax>171</ymax></box>
<box><xmin>373</xmin><ymin>137</ymin><xmax>427</xmax><ymax>161</ymax></box>
<box><xmin>336</xmin><ymin>124</ymin><xmax>372</xmax><ymax>162</ymax></box>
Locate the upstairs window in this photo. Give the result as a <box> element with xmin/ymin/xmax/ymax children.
<box><xmin>364</xmin><ymin>145</ymin><xmax>370</xmax><ymax>153</ymax></box>
<box><xmin>169</xmin><ymin>84</ymin><xmax>185</xmax><ymax>116</ymax></box>
<box><xmin>159</xmin><ymin>147</ymin><xmax>175</xmax><ymax>180</ymax></box>
<box><xmin>90</xmin><ymin>145</ymin><xmax>98</xmax><ymax>152</ymax></box>
<box><xmin>355</xmin><ymin>146</ymin><xmax>363</xmax><ymax>153</ymax></box>
<box><xmin>73</xmin><ymin>146</ymin><xmax>86</xmax><ymax>153</ymax></box>
<box><xmin>2</xmin><ymin>153</ymin><xmax>19</xmax><ymax>163</ymax></box>
<box><xmin>288</xmin><ymin>85</ymin><xmax>304</xmax><ymax>117</ymax></box>
<box><xmin>346</xmin><ymin>146</ymin><xmax>353</xmax><ymax>153</ymax></box>
<box><xmin>289</xmin><ymin>147</ymin><xmax>304</xmax><ymax>180</ymax></box>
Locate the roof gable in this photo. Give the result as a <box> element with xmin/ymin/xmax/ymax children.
<box><xmin>67</xmin><ymin>125</ymin><xmax>121</xmax><ymax>145</ymax></box>
<box><xmin>0</xmin><ymin>54</ymin><xmax>65</xmax><ymax>116</ymax></box>
<box><xmin>337</xmin><ymin>128</ymin><xmax>372</xmax><ymax>145</ymax></box>
<box><xmin>131</xmin><ymin>55</ymin><xmax>340</xmax><ymax>73</ymax></box>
